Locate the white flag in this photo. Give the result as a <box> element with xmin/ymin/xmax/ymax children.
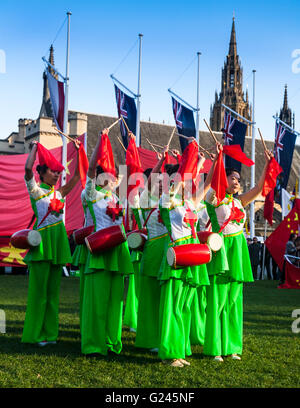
<box><xmin>282</xmin><ymin>188</ymin><xmax>294</xmax><ymax>218</ymax></box>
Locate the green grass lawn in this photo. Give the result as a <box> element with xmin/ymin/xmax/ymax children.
<box><xmin>0</xmin><ymin>275</ymin><xmax>300</xmax><ymax>388</ymax></box>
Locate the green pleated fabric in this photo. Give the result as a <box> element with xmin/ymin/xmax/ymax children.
<box><xmin>158</xmin><ymin>278</ymin><xmax>196</xmax><ymax>360</ymax></box>
<box><xmin>190</xmin><ymin>286</ymin><xmax>207</xmax><ymax>346</ymax></box>
<box><xmin>158</xmin><ymin>236</ymin><xmax>210</xmax><ymax>287</ymax></box>
<box><xmin>135</xmin><ymin>275</ymin><xmax>161</xmax><ymax>349</ymax></box>
<box><xmin>123</xmin><ymin>258</ymin><xmax>141</xmax><ymax>330</ymax></box>
<box><xmin>203</xmin><ymin>275</ymin><xmax>243</xmax><ymax>356</ymax></box>
<box><xmin>72</xmin><ymin>244</ymin><xmax>89</xmax><ymax>267</ymax></box>
<box><xmin>223</xmin><ymin>232</ymin><xmax>254</xmax><ymax>282</ymax></box>
<box><xmin>81</xmin><ymin>269</ymin><xmax>124</xmax><ymax>355</ymax></box>
<box><xmin>24</xmin><ymin>222</ymin><xmax>72</xmax><ymax>265</ymax></box>
<box><xmin>141</xmin><ymin>235</ymin><xmax>169</xmax><ymax>277</ymax></box>
<box><xmin>22</xmin><ymin>261</ymin><xmax>62</xmax><ymax>344</ymax></box>
<box><xmin>86</xmin><ymin>241</ymin><xmax>134</xmax><ymax>275</ymax></box>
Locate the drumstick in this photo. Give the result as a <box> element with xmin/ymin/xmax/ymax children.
<box><xmin>167</xmin><ymin>127</ymin><xmax>176</xmax><ymax>148</ymax></box>
<box><xmin>258</xmin><ymin>128</ymin><xmax>268</xmax><ymax>151</ymax></box>
<box><xmin>54</xmin><ymin>127</ymin><xmax>76</xmax><ymax>143</ymax></box>
<box><xmin>117</xmin><ymin>136</ymin><xmax>127</xmax><ymax>152</ymax></box>
<box><xmin>120</xmin><ymin>115</ymin><xmax>132</xmax><ymax>135</ymax></box>
<box><xmin>203</xmin><ymin>119</ymin><xmax>219</xmax><ymax>144</ymax></box>
<box><xmin>146</xmin><ymin>138</ymin><xmax>158</xmax><ymax>152</ymax></box>
<box><xmin>107</xmin><ymin>117</ymin><xmax>122</xmax><ymax>131</ymax></box>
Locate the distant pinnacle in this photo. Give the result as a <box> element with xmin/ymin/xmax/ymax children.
<box><xmin>229</xmin><ymin>17</ymin><xmax>237</xmax><ymax>56</ymax></box>
<box><xmin>283</xmin><ymin>84</ymin><xmax>288</xmax><ymax>110</ymax></box>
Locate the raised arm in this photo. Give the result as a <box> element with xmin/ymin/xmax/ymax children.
<box><xmin>58</xmin><ymin>139</ymin><xmax>81</xmax><ymax>198</ymax></box>
<box><xmin>87</xmin><ymin>128</ymin><xmax>109</xmax><ymax>179</ymax></box>
<box><xmin>239</xmin><ymin>149</ymin><xmax>272</xmax><ymax>208</ymax></box>
<box><xmin>25</xmin><ymin>141</ymin><xmax>38</xmax><ymax>180</ymax></box>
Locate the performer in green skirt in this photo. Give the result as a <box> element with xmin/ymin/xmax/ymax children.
<box><xmin>22</xmin><ymin>140</ymin><xmax>80</xmax><ymax>346</ymax></box>
<box><xmin>157</xmin><ymin>140</ymin><xmax>218</xmax><ymax>367</ymax></box>
<box><xmin>203</xmin><ymin>147</ymin><xmax>272</xmax><ymax>361</ymax></box>
<box><xmin>81</xmin><ymin>128</ymin><xmax>134</xmax><ymax>356</ymax></box>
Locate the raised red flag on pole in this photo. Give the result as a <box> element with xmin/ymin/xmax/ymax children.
<box><xmin>211</xmin><ymin>151</ymin><xmax>229</xmax><ymax>204</ymax></box>
<box><xmin>223</xmin><ymin>144</ymin><xmax>254</xmax><ymax>167</ymax></box>
<box><xmin>262</xmin><ymin>157</ymin><xmax>283</xmax><ymax>197</ymax></box>
<box><xmin>177</xmin><ymin>141</ymin><xmax>199</xmax><ymax>179</ymax></box>
<box><xmin>97</xmin><ymin>133</ymin><xmax>116</xmax><ymax>176</ymax></box>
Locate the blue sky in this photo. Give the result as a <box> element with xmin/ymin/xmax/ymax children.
<box><xmin>0</xmin><ymin>0</ymin><xmax>300</xmax><ymax>143</ymax></box>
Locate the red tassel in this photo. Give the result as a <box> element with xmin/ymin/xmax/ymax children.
<box><xmin>78</xmin><ymin>143</ymin><xmax>89</xmax><ymax>188</ymax></box>
<box><xmin>211</xmin><ymin>151</ymin><xmax>228</xmax><ymax>204</ymax></box>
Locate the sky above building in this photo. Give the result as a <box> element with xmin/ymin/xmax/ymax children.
<box><xmin>0</xmin><ymin>0</ymin><xmax>300</xmax><ymax>143</ymax></box>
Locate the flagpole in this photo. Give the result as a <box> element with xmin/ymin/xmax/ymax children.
<box><xmin>62</xmin><ymin>12</ymin><xmax>71</xmax><ymax>186</ymax></box>
<box><xmin>261</xmin><ymin>220</ymin><xmax>267</xmax><ymax>280</ymax></box>
<box><xmin>61</xmin><ymin>11</ymin><xmax>71</xmax><ymax>223</ymax></box>
<box><xmin>136</xmin><ymin>34</ymin><xmax>143</xmax><ymax>148</ymax></box>
<box><xmin>250</xmin><ymin>69</ymin><xmax>256</xmax><ymax>239</ymax></box>
<box><xmin>195</xmin><ymin>52</ymin><xmax>201</xmax><ymax>144</ymax></box>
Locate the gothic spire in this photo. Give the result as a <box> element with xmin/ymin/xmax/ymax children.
<box><xmin>229</xmin><ymin>17</ymin><xmax>237</xmax><ymax>56</ymax></box>
<box><xmin>283</xmin><ymin>84</ymin><xmax>288</xmax><ymax>110</ymax></box>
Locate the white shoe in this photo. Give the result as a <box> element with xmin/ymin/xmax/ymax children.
<box><xmin>179</xmin><ymin>359</ymin><xmax>191</xmax><ymax>366</ymax></box>
<box><xmin>37</xmin><ymin>341</ymin><xmax>57</xmax><ymax>347</ymax></box>
<box><xmin>231</xmin><ymin>354</ymin><xmax>241</xmax><ymax>360</ymax></box>
<box><xmin>129</xmin><ymin>328</ymin><xmax>136</xmax><ymax>333</ymax></box>
<box><xmin>170</xmin><ymin>359</ymin><xmax>184</xmax><ymax>367</ymax></box>
<box><xmin>150</xmin><ymin>348</ymin><xmax>158</xmax><ymax>353</ymax></box>
<box><xmin>213</xmin><ymin>356</ymin><xmax>224</xmax><ymax>362</ymax></box>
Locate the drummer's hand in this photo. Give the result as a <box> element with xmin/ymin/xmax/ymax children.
<box><xmin>162</xmin><ymin>145</ymin><xmax>169</xmax><ymax>157</ymax></box>
<box><xmin>216</xmin><ymin>142</ymin><xmax>223</xmax><ymax>154</ymax></box>
<box><xmin>128</xmin><ymin>131</ymin><xmax>136</xmax><ymax>141</ymax></box>
<box><xmin>74</xmin><ymin>139</ymin><xmax>81</xmax><ymax>150</ymax></box>
<box><xmin>156</xmin><ymin>152</ymin><xmax>162</xmax><ymax>161</ymax></box>
<box><xmin>264</xmin><ymin>149</ymin><xmax>272</xmax><ymax>162</ymax></box>
<box><xmin>101</xmin><ymin>128</ymin><xmax>109</xmax><ymax>136</ymax></box>
<box><xmin>198</xmin><ymin>152</ymin><xmax>205</xmax><ymax>160</ymax></box>
<box><xmin>29</xmin><ymin>141</ymin><xmax>38</xmax><ymax>150</ymax></box>
<box><xmin>187</xmin><ymin>137</ymin><xmax>196</xmax><ymax>144</ymax></box>
<box><xmin>171</xmin><ymin>149</ymin><xmax>180</xmax><ymax>157</ymax></box>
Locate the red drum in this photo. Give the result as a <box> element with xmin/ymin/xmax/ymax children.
<box><xmin>10</xmin><ymin>229</ymin><xmax>42</xmax><ymax>249</ymax></box>
<box><xmin>167</xmin><ymin>243</ymin><xmax>211</xmax><ymax>269</ymax></box>
<box><xmin>85</xmin><ymin>225</ymin><xmax>126</xmax><ymax>254</ymax></box>
<box><xmin>127</xmin><ymin>229</ymin><xmax>148</xmax><ymax>251</ymax></box>
<box><xmin>197</xmin><ymin>231</ymin><xmax>223</xmax><ymax>252</ymax></box>
<box><xmin>73</xmin><ymin>225</ymin><xmax>95</xmax><ymax>245</ymax></box>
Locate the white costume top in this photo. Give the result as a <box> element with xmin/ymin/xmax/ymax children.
<box><xmin>138</xmin><ymin>189</ymin><xmax>168</xmax><ymax>240</ymax></box>
<box><xmin>25</xmin><ymin>176</ymin><xmax>64</xmax><ymax>230</ymax></box>
<box><xmin>205</xmin><ymin>188</ymin><xmax>246</xmax><ymax>236</ymax></box>
<box><xmin>84</xmin><ymin>176</ymin><xmax>123</xmax><ymax>232</ymax></box>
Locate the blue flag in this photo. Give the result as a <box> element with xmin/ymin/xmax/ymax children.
<box><xmin>222</xmin><ymin>111</ymin><xmax>247</xmax><ymax>172</ymax></box>
<box><xmin>171</xmin><ymin>96</ymin><xmax>196</xmax><ymax>152</ymax></box>
<box><xmin>273</xmin><ymin>121</ymin><xmax>297</xmax><ymax>204</ymax></box>
<box><xmin>114</xmin><ymin>84</ymin><xmax>137</xmax><ymax>149</ymax></box>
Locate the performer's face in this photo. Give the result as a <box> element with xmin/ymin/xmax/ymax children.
<box><xmin>226</xmin><ymin>171</ymin><xmax>240</xmax><ymax>195</ymax></box>
<box><xmin>43</xmin><ymin>168</ymin><xmax>61</xmax><ymax>186</ymax></box>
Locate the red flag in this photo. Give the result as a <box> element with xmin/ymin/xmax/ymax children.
<box><xmin>278</xmin><ymin>257</ymin><xmax>300</xmax><ymax>289</ymax></box>
<box><xmin>78</xmin><ymin>142</ymin><xmax>89</xmax><ymax>188</ymax></box>
<box><xmin>211</xmin><ymin>151</ymin><xmax>228</xmax><ymax>204</ymax></box>
<box><xmin>262</xmin><ymin>157</ymin><xmax>283</xmax><ymax>197</ymax></box>
<box><xmin>37</xmin><ymin>143</ymin><xmax>64</xmax><ymax>172</ymax></box>
<box><xmin>265</xmin><ymin>199</ymin><xmax>300</xmax><ymax>271</ymax></box>
<box><xmin>223</xmin><ymin>144</ymin><xmax>254</xmax><ymax>167</ymax></box>
<box><xmin>97</xmin><ymin>133</ymin><xmax>116</xmax><ymax>176</ymax></box>
<box><xmin>161</xmin><ymin>151</ymin><xmax>171</xmax><ymax>173</ymax></box>
<box><xmin>263</xmin><ymin>189</ymin><xmax>274</xmax><ymax>226</ymax></box>
<box><xmin>177</xmin><ymin>141</ymin><xmax>199</xmax><ymax>179</ymax></box>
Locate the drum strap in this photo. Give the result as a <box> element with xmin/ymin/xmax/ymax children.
<box><xmin>26</xmin><ymin>213</ymin><xmax>36</xmax><ymax>229</ymax></box>
<box><xmin>143</xmin><ymin>208</ymin><xmax>157</xmax><ymax>228</ymax></box>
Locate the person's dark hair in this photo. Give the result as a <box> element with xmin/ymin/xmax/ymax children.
<box><xmin>225</xmin><ymin>168</ymin><xmax>241</xmax><ymax>178</ymax></box>
<box><xmin>36</xmin><ymin>164</ymin><xmax>48</xmax><ymax>182</ymax></box>
<box><xmin>96</xmin><ymin>165</ymin><xmax>104</xmax><ymax>177</ymax></box>
<box><xmin>289</xmin><ymin>233</ymin><xmax>297</xmax><ymax>242</ymax></box>
<box><xmin>165</xmin><ymin>163</ymin><xmax>179</xmax><ymax>177</ymax></box>
<box><xmin>144</xmin><ymin>168</ymin><xmax>153</xmax><ymax>179</ymax></box>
